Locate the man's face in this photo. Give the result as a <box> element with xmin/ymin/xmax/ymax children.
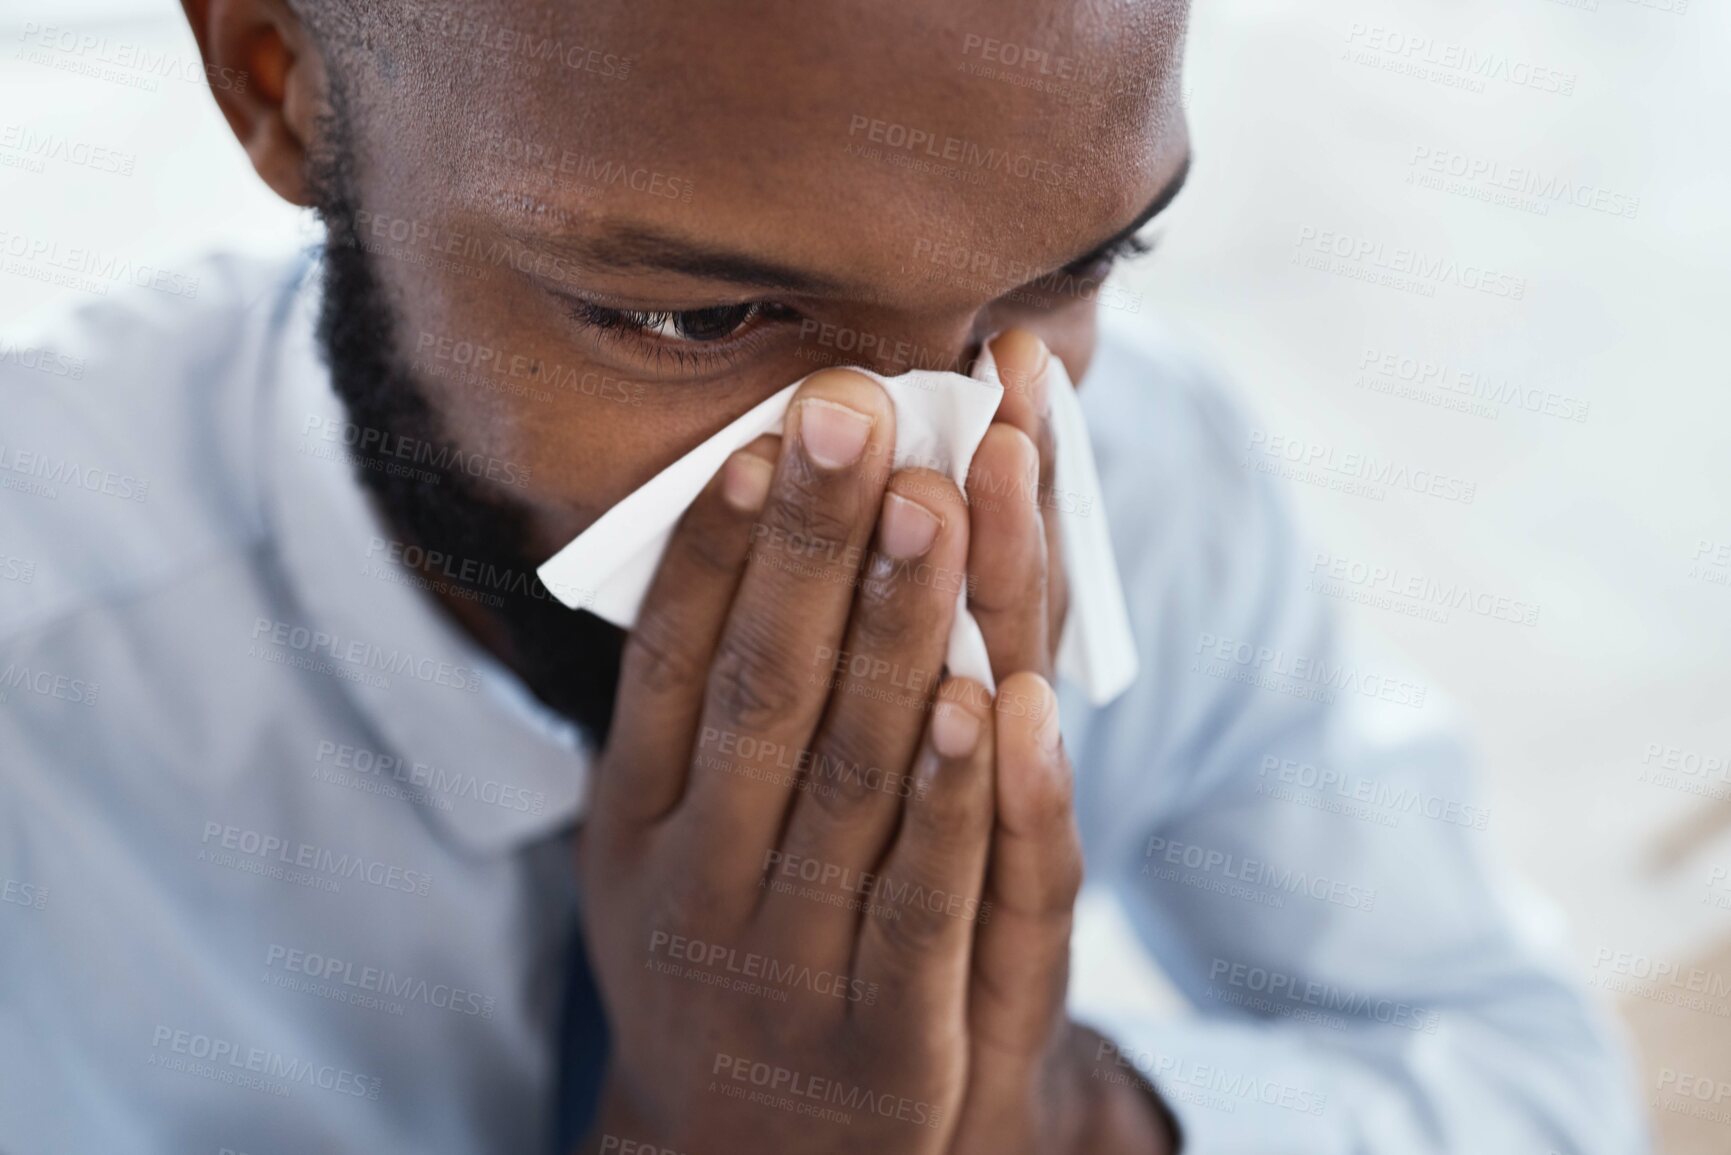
<box><xmin>315</xmin><ymin>0</ymin><xmax>1189</xmax><ymax>561</ymax></box>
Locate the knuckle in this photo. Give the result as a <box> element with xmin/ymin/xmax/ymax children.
<box><xmin>871</xmin><ymin>893</ymin><xmax>952</xmax><ymax>959</ymax></box>
<box><xmin>759</xmin><ymin>473</ymin><xmax>859</xmax><ymax>559</ymax></box>
<box><xmin>849</xmin><ymin>572</ymin><xmax>922</xmax><ymax>652</ymax></box>
<box><xmin>1042</xmin><ymin>842</ymin><xmax>1085</xmax><ymax>911</ymax></box>
<box><xmin>654</xmin><ymin>869</ymin><xmax>732</xmax><ymax>938</ymax></box>
<box><xmin>756</xmin><ymin>997</ymin><xmax>816</xmax><ymax>1051</ymax></box>
<box><xmin>1001</xmin><ymin>424</ymin><xmax>1040</xmax><ymax>471</ymax></box>
<box><xmin>1023</xmin><ymin>767</ymin><xmax>1077</xmax><ymax>834</ymax></box>
<box><xmin>708</xmin><ymin>625</ymin><xmax>805</xmax><ymax>731</ymax></box>
<box><xmin>681</xmin><ymin>509</ymin><xmax>751</xmax><ymax>576</ymax></box>
<box><xmin>911</xmin><ymin>765</ymin><xmax>990</xmax><ymax>837</ymax></box>
<box><xmin>796</xmin><ymin>767</ymin><xmax>873</xmax><ymax>830</ymax></box>
<box><xmin>624</xmin><ymin>609</ymin><xmax>706</xmax><ymax>697</ymax></box>
<box><xmin>1058</xmin><ymin>866</ymin><xmax>1083</xmax><ymax>912</ymax></box>
<box><xmin>797</xmin><ymin>738</ymin><xmax>882</xmax><ymax>821</ymax></box>
<box><xmin>969</xmin><ymin>431</ymin><xmax>1040</xmax><ymax>518</ymax></box>
<box><xmin>980</xmin><ymin>422</ymin><xmax>1039</xmax><ymax>474</ymax></box>
<box><xmin>1017</xmin><ymin>838</ymin><xmax>1083</xmax><ymax>920</ymax></box>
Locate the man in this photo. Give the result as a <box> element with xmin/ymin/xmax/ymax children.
<box><xmin>0</xmin><ymin>0</ymin><xmax>1644</xmax><ymax>1152</ymax></box>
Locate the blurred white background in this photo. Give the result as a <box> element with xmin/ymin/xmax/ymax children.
<box><xmin>1142</xmin><ymin>4</ymin><xmax>1731</xmax><ymax>1150</ymax></box>
<box><xmin>4</xmin><ymin>0</ymin><xmax>1728</xmax><ymax>1148</ymax></box>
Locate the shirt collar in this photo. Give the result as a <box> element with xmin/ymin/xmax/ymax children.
<box><xmin>261</xmin><ymin>255</ymin><xmax>592</xmax><ymax>855</ymax></box>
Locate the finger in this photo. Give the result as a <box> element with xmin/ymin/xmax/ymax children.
<box><xmin>988</xmin><ymin>328</ymin><xmax>1052</xmax><ymax>445</ymax></box>
<box><xmin>988</xmin><ymin>329</ymin><xmax>1069</xmax><ymax>669</ymax></box>
<box><xmin>676</xmin><ymin>370</ymin><xmax>896</xmax><ymax>891</ymax></box>
<box><xmin>970</xmin><ymin>672</ymin><xmax>1080</xmax><ymax>1061</ymax></box>
<box><xmin>852</xmin><ymin>678</ymin><xmax>996</xmax><ymax>1031</ymax></box>
<box><xmin>966</xmin><ymin>422</ymin><xmax>1050</xmax><ymax>682</ymax></box>
<box><xmin>757</xmin><ymin>468</ymin><xmax>970</xmax><ymax>964</ymax></box>
<box><xmin>596</xmin><ymin>436</ymin><xmax>778</xmax><ymax>830</ymax></box>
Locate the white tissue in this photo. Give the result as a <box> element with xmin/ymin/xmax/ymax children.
<box><xmin>536</xmin><ymin>345</ymin><xmax>1138</xmax><ymax>706</ymax></box>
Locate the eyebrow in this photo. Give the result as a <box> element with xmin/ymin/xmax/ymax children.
<box><xmin>538</xmin><ymin>224</ymin><xmax>849</xmax><ymax>294</ymax></box>
<box><xmin>498</xmin><ymin>210</ymin><xmax>852</xmax><ymax>295</ymax></box>
<box><xmin>501</xmin><ymin>150</ymin><xmax>1191</xmax><ymax>296</ymax></box>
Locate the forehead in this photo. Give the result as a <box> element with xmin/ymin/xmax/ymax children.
<box><xmin>347</xmin><ymin>0</ymin><xmax>1188</xmax><ymax>295</ymax></box>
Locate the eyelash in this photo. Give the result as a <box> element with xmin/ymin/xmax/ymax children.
<box><xmin>558</xmin><ymin>231</ymin><xmax>1158</xmax><ymax>367</ymax></box>
<box><xmin>1063</xmin><ymin>232</ymin><xmax>1157</xmax><ymax>278</ymax></box>
<box><xmin>556</xmin><ymin>297</ymin><xmax>793</xmax><ymax>370</ymax></box>
<box><xmin>579</xmin><ymin>302</ymin><xmax>786</xmax><ymax>342</ymax></box>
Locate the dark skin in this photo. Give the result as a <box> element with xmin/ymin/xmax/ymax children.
<box><xmin>183</xmin><ymin>0</ymin><xmax>1189</xmax><ymax>1149</ymax></box>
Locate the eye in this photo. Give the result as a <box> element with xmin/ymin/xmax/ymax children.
<box><xmin>635</xmin><ymin>303</ymin><xmax>762</xmax><ymax>342</ymax></box>
<box><xmin>568</xmin><ymin>300</ymin><xmax>787</xmax><ymax>345</ymax></box>
<box><xmin>1059</xmin><ymin>232</ymin><xmax>1158</xmax><ymax>281</ymax></box>
<box><xmin>549</xmin><ymin>290</ymin><xmax>804</xmax><ymax>374</ymax></box>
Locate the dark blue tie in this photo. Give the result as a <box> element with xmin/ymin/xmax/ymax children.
<box><xmin>552</xmin><ymin>920</ymin><xmax>610</xmax><ymax>1154</ymax></box>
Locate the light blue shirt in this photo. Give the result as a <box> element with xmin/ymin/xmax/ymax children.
<box><xmin>0</xmin><ymin>250</ymin><xmax>1645</xmax><ymax>1153</ymax></box>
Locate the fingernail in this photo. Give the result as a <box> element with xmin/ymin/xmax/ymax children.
<box><xmin>798</xmin><ymin>399</ymin><xmax>873</xmax><ymax>470</ymax></box>
<box><xmin>879</xmin><ymin>493</ymin><xmax>940</xmax><ymax>559</ymax></box>
<box><xmin>721</xmin><ymin>452</ymin><xmax>774</xmax><ymax>513</ymax></box>
<box><xmin>932</xmin><ymin>702</ymin><xmax>981</xmax><ymax>759</ymax></box>
<box><xmin>1036</xmin><ymin>684</ymin><xmax>1062</xmax><ymax>754</ymax></box>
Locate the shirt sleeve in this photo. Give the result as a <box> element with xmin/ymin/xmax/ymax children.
<box><xmin>1070</xmin><ymin>353</ymin><xmax>1647</xmax><ymax>1154</ymax></box>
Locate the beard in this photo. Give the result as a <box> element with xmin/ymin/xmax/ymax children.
<box><xmin>304</xmin><ymin>100</ymin><xmax>626</xmax><ymax>748</ymax></box>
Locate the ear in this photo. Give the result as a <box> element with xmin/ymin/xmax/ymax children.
<box><xmin>180</xmin><ymin>0</ymin><xmax>329</xmax><ymax>206</ymax></box>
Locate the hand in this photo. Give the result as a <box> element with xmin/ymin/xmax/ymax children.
<box><xmin>965</xmin><ymin>328</ymin><xmax>1071</xmax><ymax>685</ymax></box>
<box><xmin>573</xmin><ymin>333</ymin><xmax>1173</xmax><ymax>1154</ymax></box>
<box><xmin>947</xmin><ymin>332</ymin><xmax>1177</xmax><ymax>1155</ymax></box>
